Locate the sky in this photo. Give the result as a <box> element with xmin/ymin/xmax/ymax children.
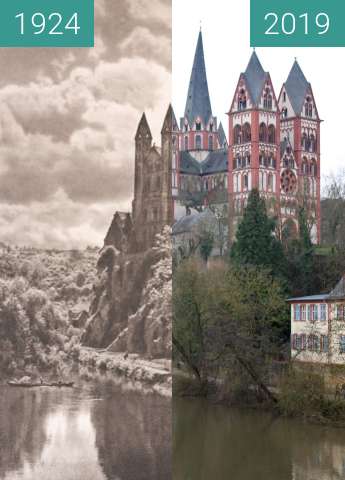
<box><xmin>0</xmin><ymin>0</ymin><xmax>171</xmax><ymax>248</ymax></box>
<box><xmin>173</xmin><ymin>0</ymin><xmax>345</xmax><ymax>178</ymax></box>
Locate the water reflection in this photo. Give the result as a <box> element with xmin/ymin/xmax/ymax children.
<box><xmin>0</xmin><ymin>379</ymin><xmax>171</xmax><ymax>480</ymax></box>
<box><xmin>173</xmin><ymin>398</ymin><xmax>345</xmax><ymax>480</ymax></box>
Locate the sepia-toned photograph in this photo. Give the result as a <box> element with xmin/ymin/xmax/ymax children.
<box><xmin>0</xmin><ymin>1</ymin><xmax>172</xmax><ymax>479</ymax></box>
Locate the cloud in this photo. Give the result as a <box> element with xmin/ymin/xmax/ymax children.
<box><xmin>0</xmin><ymin>1</ymin><xmax>171</xmax><ymax>248</ymax></box>
<box><xmin>126</xmin><ymin>0</ymin><xmax>171</xmax><ymax>28</ymax></box>
<box><xmin>120</xmin><ymin>27</ymin><xmax>171</xmax><ymax>68</ymax></box>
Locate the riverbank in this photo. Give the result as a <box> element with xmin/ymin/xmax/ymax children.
<box><xmin>173</xmin><ymin>367</ymin><xmax>345</xmax><ymax>427</ymax></box>
<box><xmin>79</xmin><ymin>347</ymin><xmax>172</xmax><ymax>397</ymax></box>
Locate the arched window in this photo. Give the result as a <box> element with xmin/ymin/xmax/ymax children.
<box><xmin>184</xmin><ymin>136</ymin><xmax>188</xmax><ymax>150</ymax></box>
<box><xmin>208</xmin><ymin>135</ymin><xmax>213</xmax><ymax>151</ymax></box>
<box><xmin>268</xmin><ymin>173</ymin><xmax>273</xmax><ymax>191</ymax></box>
<box><xmin>263</xmin><ymin>88</ymin><xmax>273</xmax><ymax>110</ymax></box>
<box><xmin>259</xmin><ymin>171</ymin><xmax>264</xmax><ymax>190</ymax></box>
<box><xmin>156</xmin><ymin>175</ymin><xmax>161</xmax><ymax>190</ymax></box>
<box><xmin>310</xmin><ymin>134</ymin><xmax>316</xmax><ymax>153</ymax></box>
<box><xmin>244</xmin><ymin>174</ymin><xmax>248</xmax><ymax>190</ymax></box>
<box><xmin>281</xmin><ymin>107</ymin><xmax>288</xmax><ymax>118</ymax></box>
<box><xmin>196</xmin><ymin>122</ymin><xmax>201</xmax><ymax>131</ymax></box>
<box><xmin>268</xmin><ymin>125</ymin><xmax>276</xmax><ymax>144</ymax></box>
<box><xmin>301</xmin><ymin>133</ymin><xmax>308</xmax><ymax>150</ymax></box>
<box><xmin>310</xmin><ymin>160</ymin><xmax>317</xmax><ymax>176</ymax></box>
<box><xmin>302</xmin><ymin>158</ymin><xmax>308</xmax><ymax>175</ymax></box>
<box><xmin>236</xmin><ymin>155</ymin><xmax>241</xmax><ymax>169</ymax></box>
<box><xmin>243</xmin><ymin>123</ymin><xmax>251</xmax><ymax>143</ymax></box>
<box><xmin>305</xmin><ymin>97</ymin><xmax>313</xmax><ymax>117</ymax></box>
<box><xmin>259</xmin><ymin>123</ymin><xmax>267</xmax><ymax>142</ymax></box>
<box><xmin>238</xmin><ymin>88</ymin><xmax>247</xmax><ymax>110</ymax></box>
<box><xmin>195</xmin><ymin>135</ymin><xmax>202</xmax><ymax>150</ymax></box>
<box><xmin>233</xmin><ymin>125</ymin><xmax>242</xmax><ymax>145</ymax></box>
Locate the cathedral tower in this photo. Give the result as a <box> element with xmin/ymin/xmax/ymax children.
<box><xmin>228</xmin><ymin>51</ymin><xmax>280</xmax><ymax>240</ymax></box>
<box><xmin>278</xmin><ymin>60</ymin><xmax>321</xmax><ymax>243</ymax></box>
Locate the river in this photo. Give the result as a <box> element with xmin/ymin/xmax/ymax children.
<box><xmin>0</xmin><ymin>377</ymin><xmax>171</xmax><ymax>480</ymax></box>
<box><xmin>173</xmin><ymin>397</ymin><xmax>345</xmax><ymax>480</ymax></box>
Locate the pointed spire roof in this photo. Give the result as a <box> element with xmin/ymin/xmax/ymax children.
<box><xmin>243</xmin><ymin>51</ymin><xmax>267</xmax><ymax>106</ymax></box>
<box><xmin>135</xmin><ymin>113</ymin><xmax>152</xmax><ymax>140</ymax></box>
<box><xmin>285</xmin><ymin>60</ymin><xmax>311</xmax><ymax>116</ymax></box>
<box><xmin>184</xmin><ymin>31</ymin><xmax>212</xmax><ymax>125</ymax></box>
<box><xmin>161</xmin><ymin>104</ymin><xmax>178</xmax><ymax>133</ymax></box>
<box><xmin>217</xmin><ymin>122</ymin><xmax>228</xmax><ymax>148</ymax></box>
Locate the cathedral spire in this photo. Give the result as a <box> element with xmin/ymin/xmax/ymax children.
<box><xmin>135</xmin><ymin>113</ymin><xmax>152</xmax><ymax>140</ymax></box>
<box><xmin>184</xmin><ymin>31</ymin><xmax>212</xmax><ymax>126</ymax></box>
<box><xmin>285</xmin><ymin>60</ymin><xmax>310</xmax><ymax>116</ymax></box>
<box><xmin>243</xmin><ymin>51</ymin><xmax>267</xmax><ymax>106</ymax></box>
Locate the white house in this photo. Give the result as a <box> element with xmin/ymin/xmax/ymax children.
<box><xmin>288</xmin><ymin>276</ymin><xmax>345</xmax><ymax>365</ymax></box>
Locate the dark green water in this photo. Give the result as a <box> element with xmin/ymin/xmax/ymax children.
<box><xmin>173</xmin><ymin>397</ymin><xmax>345</xmax><ymax>480</ymax></box>
<box><xmin>0</xmin><ymin>378</ymin><xmax>171</xmax><ymax>480</ymax></box>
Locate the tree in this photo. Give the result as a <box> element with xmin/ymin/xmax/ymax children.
<box><xmin>230</xmin><ymin>189</ymin><xmax>286</xmax><ymax>279</ymax></box>
<box><xmin>172</xmin><ymin>259</ymin><xmax>208</xmax><ymax>389</ymax></box>
<box><xmin>286</xmin><ymin>207</ymin><xmax>315</xmax><ymax>296</ymax></box>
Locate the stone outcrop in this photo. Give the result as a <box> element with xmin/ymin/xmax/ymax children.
<box><xmin>81</xmin><ymin>227</ymin><xmax>171</xmax><ymax>358</ymax></box>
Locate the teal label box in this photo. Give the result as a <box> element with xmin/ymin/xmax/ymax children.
<box><xmin>0</xmin><ymin>1</ymin><xmax>94</xmax><ymax>47</ymax></box>
<box><xmin>251</xmin><ymin>0</ymin><xmax>345</xmax><ymax>47</ymax></box>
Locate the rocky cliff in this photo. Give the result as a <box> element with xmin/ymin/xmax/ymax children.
<box><xmin>81</xmin><ymin>227</ymin><xmax>171</xmax><ymax>358</ymax></box>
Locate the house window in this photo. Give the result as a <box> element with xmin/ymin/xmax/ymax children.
<box><xmin>313</xmin><ymin>304</ymin><xmax>319</xmax><ymax>321</ymax></box>
<box><xmin>301</xmin><ymin>305</ymin><xmax>306</xmax><ymax>321</ymax></box>
<box><xmin>195</xmin><ymin>135</ymin><xmax>202</xmax><ymax>150</ymax></box>
<box><xmin>307</xmin><ymin>305</ymin><xmax>312</xmax><ymax>321</ymax></box>
<box><xmin>320</xmin><ymin>304</ymin><xmax>327</xmax><ymax>321</ymax></box>
<box><xmin>336</xmin><ymin>304</ymin><xmax>345</xmax><ymax>321</ymax></box>
<box><xmin>308</xmin><ymin>334</ymin><xmax>319</xmax><ymax>352</ymax></box>
<box><xmin>321</xmin><ymin>335</ymin><xmax>329</xmax><ymax>353</ymax></box>
<box><xmin>294</xmin><ymin>304</ymin><xmax>301</xmax><ymax>321</ymax></box>
<box><xmin>301</xmin><ymin>334</ymin><xmax>307</xmax><ymax>350</ymax></box>
<box><xmin>340</xmin><ymin>336</ymin><xmax>345</xmax><ymax>354</ymax></box>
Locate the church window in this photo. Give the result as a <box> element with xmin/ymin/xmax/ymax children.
<box><xmin>305</xmin><ymin>97</ymin><xmax>313</xmax><ymax>117</ymax></box>
<box><xmin>238</xmin><ymin>89</ymin><xmax>247</xmax><ymax>110</ymax></box>
<box><xmin>236</xmin><ymin>155</ymin><xmax>241</xmax><ymax>169</ymax></box>
<box><xmin>208</xmin><ymin>135</ymin><xmax>213</xmax><ymax>151</ymax></box>
<box><xmin>301</xmin><ymin>133</ymin><xmax>308</xmax><ymax>150</ymax></box>
<box><xmin>268</xmin><ymin>125</ymin><xmax>276</xmax><ymax>144</ymax></box>
<box><xmin>243</xmin><ymin>123</ymin><xmax>251</xmax><ymax>143</ymax></box>
<box><xmin>302</xmin><ymin>158</ymin><xmax>308</xmax><ymax>174</ymax></box>
<box><xmin>234</xmin><ymin>125</ymin><xmax>242</xmax><ymax>145</ymax></box>
<box><xmin>184</xmin><ymin>136</ymin><xmax>188</xmax><ymax>150</ymax></box>
<box><xmin>259</xmin><ymin>123</ymin><xmax>267</xmax><ymax>143</ymax></box>
<box><xmin>244</xmin><ymin>174</ymin><xmax>248</xmax><ymax>190</ymax></box>
<box><xmin>311</xmin><ymin>160</ymin><xmax>317</xmax><ymax>177</ymax></box>
<box><xmin>310</xmin><ymin>134</ymin><xmax>316</xmax><ymax>153</ymax></box>
<box><xmin>195</xmin><ymin>135</ymin><xmax>202</xmax><ymax>149</ymax></box>
<box><xmin>268</xmin><ymin>173</ymin><xmax>274</xmax><ymax>192</ymax></box>
<box><xmin>263</xmin><ymin>88</ymin><xmax>273</xmax><ymax>110</ymax></box>
<box><xmin>259</xmin><ymin>172</ymin><xmax>264</xmax><ymax>190</ymax></box>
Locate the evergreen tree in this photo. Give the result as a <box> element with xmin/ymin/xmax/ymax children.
<box><xmin>230</xmin><ymin>189</ymin><xmax>286</xmax><ymax>277</ymax></box>
<box><xmin>286</xmin><ymin>207</ymin><xmax>315</xmax><ymax>295</ymax></box>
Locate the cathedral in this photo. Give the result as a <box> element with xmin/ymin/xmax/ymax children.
<box><xmin>105</xmin><ymin>30</ymin><xmax>321</xmax><ymax>253</ymax></box>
